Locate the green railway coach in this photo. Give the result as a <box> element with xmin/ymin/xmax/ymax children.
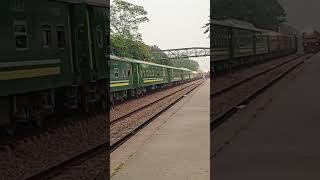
<box><xmin>171</xmin><ymin>68</ymin><xmax>183</xmax><ymax>82</ymax></box>
<box><xmin>0</xmin><ymin>0</ymin><xmax>108</xmax><ymax>129</ymax></box>
<box><xmin>110</xmin><ymin>56</ymin><xmax>134</xmax><ymax>92</ymax></box>
<box><xmin>110</xmin><ymin>55</ymin><xmax>136</xmax><ymax>102</ymax></box>
<box><xmin>137</xmin><ymin>60</ymin><xmax>169</xmax><ymax>87</ymax></box>
<box><xmin>211</xmin><ymin>18</ymin><xmax>298</xmax><ymax>74</ymax></box>
<box><xmin>181</xmin><ymin>68</ymin><xmax>192</xmax><ymax>80</ymax></box>
<box><xmin>110</xmin><ymin>55</ymin><xmax>195</xmax><ymax>103</ymax></box>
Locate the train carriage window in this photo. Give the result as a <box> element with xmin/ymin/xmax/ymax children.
<box><xmin>41</xmin><ymin>25</ymin><xmax>52</xmax><ymax>48</ymax></box>
<box><xmin>12</xmin><ymin>0</ymin><xmax>24</xmax><ymax>11</ymax></box>
<box><xmin>56</xmin><ymin>26</ymin><xmax>65</xmax><ymax>48</ymax></box>
<box><xmin>14</xmin><ymin>21</ymin><xmax>28</xmax><ymax>50</ymax></box>
<box><xmin>114</xmin><ymin>68</ymin><xmax>119</xmax><ymax>78</ymax></box>
<box><xmin>127</xmin><ymin>69</ymin><xmax>131</xmax><ymax>76</ymax></box>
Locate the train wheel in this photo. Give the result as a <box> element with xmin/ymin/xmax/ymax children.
<box><xmin>30</xmin><ymin>108</ymin><xmax>44</xmax><ymax>128</ymax></box>
<box><xmin>4</xmin><ymin>121</ymin><xmax>16</xmax><ymax>137</ymax></box>
<box><xmin>101</xmin><ymin>95</ymin><xmax>107</xmax><ymax>112</ymax></box>
<box><xmin>134</xmin><ymin>88</ymin><xmax>141</xmax><ymax>98</ymax></box>
<box><xmin>119</xmin><ymin>96</ymin><xmax>125</xmax><ymax>103</ymax></box>
<box><xmin>81</xmin><ymin>93</ymin><xmax>91</xmax><ymax>114</ymax></box>
<box><xmin>32</xmin><ymin>116</ymin><xmax>44</xmax><ymax>129</ymax></box>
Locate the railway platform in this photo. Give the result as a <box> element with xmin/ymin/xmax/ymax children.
<box><xmin>212</xmin><ymin>52</ymin><xmax>320</xmax><ymax>179</ymax></box>
<box><xmin>111</xmin><ymin>80</ymin><xmax>210</xmax><ymax>180</ymax></box>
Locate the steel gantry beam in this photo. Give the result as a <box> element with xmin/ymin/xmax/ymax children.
<box><xmin>151</xmin><ymin>47</ymin><xmax>210</xmax><ymax>60</ymax></box>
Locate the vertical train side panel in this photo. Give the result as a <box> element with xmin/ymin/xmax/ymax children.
<box><xmin>89</xmin><ymin>6</ymin><xmax>108</xmax><ymax>106</ymax></box>
<box><xmin>89</xmin><ymin>6</ymin><xmax>108</xmax><ymax>80</ymax></box>
<box><xmin>69</xmin><ymin>3</ymin><xmax>107</xmax><ymax>110</ymax></box>
<box><xmin>69</xmin><ymin>4</ymin><xmax>93</xmax><ymax>84</ymax></box>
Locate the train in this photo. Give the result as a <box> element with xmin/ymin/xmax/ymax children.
<box><xmin>212</xmin><ymin>18</ymin><xmax>298</xmax><ymax>74</ymax></box>
<box><xmin>110</xmin><ymin>55</ymin><xmax>203</xmax><ymax>103</ymax></box>
<box><xmin>302</xmin><ymin>30</ymin><xmax>320</xmax><ymax>53</ymax></box>
<box><xmin>0</xmin><ymin>0</ymin><xmax>108</xmax><ymax>132</ymax></box>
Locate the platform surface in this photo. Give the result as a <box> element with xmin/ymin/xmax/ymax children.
<box><xmin>212</xmin><ymin>53</ymin><xmax>320</xmax><ymax>180</ymax></box>
<box><xmin>112</xmin><ymin>80</ymin><xmax>210</xmax><ymax>180</ymax></box>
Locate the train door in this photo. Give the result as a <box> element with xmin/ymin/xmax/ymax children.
<box><xmin>166</xmin><ymin>68</ymin><xmax>171</xmax><ymax>83</ymax></box>
<box><xmin>69</xmin><ymin>4</ymin><xmax>108</xmax><ymax>111</ymax></box>
<box><xmin>69</xmin><ymin>4</ymin><xmax>93</xmax><ymax>83</ymax></box>
<box><xmin>88</xmin><ymin>6</ymin><xmax>108</xmax><ymax>81</ymax></box>
<box><xmin>162</xmin><ymin>67</ymin><xmax>166</xmax><ymax>83</ymax></box>
<box><xmin>132</xmin><ymin>63</ymin><xmax>139</xmax><ymax>88</ymax></box>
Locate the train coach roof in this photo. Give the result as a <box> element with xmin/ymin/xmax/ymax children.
<box><xmin>212</xmin><ymin>18</ymin><xmax>258</xmax><ymax>31</ymax></box>
<box><xmin>134</xmin><ymin>60</ymin><xmax>184</xmax><ymax>70</ymax></box>
<box><xmin>56</xmin><ymin>0</ymin><xmax>109</xmax><ymax>7</ymax></box>
<box><xmin>110</xmin><ymin>55</ymin><xmax>136</xmax><ymax>63</ymax></box>
<box><xmin>180</xmin><ymin>68</ymin><xmax>192</xmax><ymax>72</ymax></box>
<box><xmin>110</xmin><ymin>55</ymin><xmax>190</xmax><ymax>71</ymax></box>
<box><xmin>212</xmin><ymin>18</ymin><xmax>276</xmax><ymax>33</ymax></box>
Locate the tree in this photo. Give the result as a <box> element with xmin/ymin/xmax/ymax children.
<box><xmin>110</xmin><ymin>34</ymin><xmax>151</xmax><ymax>61</ymax></box>
<box><xmin>149</xmin><ymin>45</ymin><xmax>173</xmax><ymax>66</ymax></box>
<box><xmin>213</xmin><ymin>0</ymin><xmax>286</xmax><ymax>30</ymax></box>
<box><xmin>203</xmin><ymin>18</ymin><xmax>210</xmax><ymax>38</ymax></box>
<box><xmin>171</xmin><ymin>56</ymin><xmax>200</xmax><ymax>71</ymax></box>
<box><xmin>111</xmin><ymin>0</ymin><xmax>149</xmax><ymax>40</ymax></box>
<box><xmin>110</xmin><ymin>0</ymin><xmax>199</xmax><ymax>71</ymax></box>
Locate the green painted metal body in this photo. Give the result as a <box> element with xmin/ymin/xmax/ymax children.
<box><xmin>172</xmin><ymin>68</ymin><xmax>183</xmax><ymax>82</ymax></box>
<box><xmin>110</xmin><ymin>56</ymin><xmax>133</xmax><ymax>92</ymax></box>
<box><xmin>138</xmin><ymin>62</ymin><xmax>166</xmax><ymax>87</ymax></box>
<box><xmin>69</xmin><ymin>4</ymin><xmax>107</xmax><ymax>84</ymax></box>
<box><xmin>0</xmin><ymin>1</ymin><xmax>72</xmax><ymax>96</ymax></box>
<box><xmin>110</xmin><ymin>55</ymin><xmax>192</xmax><ymax>93</ymax></box>
<box><xmin>0</xmin><ymin>1</ymin><xmax>108</xmax><ymax>96</ymax></box>
<box><xmin>181</xmin><ymin>68</ymin><xmax>191</xmax><ymax>80</ymax></box>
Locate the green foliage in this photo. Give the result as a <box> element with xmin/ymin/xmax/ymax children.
<box><xmin>203</xmin><ymin>19</ymin><xmax>210</xmax><ymax>38</ymax></box>
<box><xmin>111</xmin><ymin>34</ymin><xmax>200</xmax><ymax>71</ymax></box>
<box><xmin>148</xmin><ymin>45</ymin><xmax>173</xmax><ymax>66</ymax></box>
<box><xmin>171</xmin><ymin>57</ymin><xmax>200</xmax><ymax>71</ymax></box>
<box><xmin>111</xmin><ymin>0</ymin><xmax>149</xmax><ymax>40</ymax></box>
<box><xmin>203</xmin><ymin>9</ymin><xmax>211</xmax><ymax>36</ymax></box>
<box><xmin>110</xmin><ymin>34</ymin><xmax>151</xmax><ymax>61</ymax></box>
<box><xmin>213</xmin><ymin>0</ymin><xmax>286</xmax><ymax>30</ymax></box>
<box><xmin>110</xmin><ymin>0</ymin><xmax>200</xmax><ymax>71</ymax></box>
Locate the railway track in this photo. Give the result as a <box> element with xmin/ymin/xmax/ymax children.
<box><xmin>211</xmin><ymin>55</ymin><xmax>301</xmax><ymax>97</ymax></box>
<box><xmin>110</xmin><ymin>80</ymin><xmax>206</xmax><ymax>152</ymax></box>
<box><xmin>211</xmin><ymin>53</ymin><xmax>314</xmax><ymax>131</ymax></box>
<box><xmin>26</xmin><ymin>142</ymin><xmax>108</xmax><ymax>180</ymax></box>
<box><xmin>20</xmin><ymin>80</ymin><xmax>205</xmax><ymax>179</ymax></box>
<box><xmin>111</xmin><ymin>80</ymin><xmax>203</xmax><ymax>125</ymax></box>
<box><xmin>0</xmin><ymin>112</ymin><xmax>107</xmax><ymax>180</ymax></box>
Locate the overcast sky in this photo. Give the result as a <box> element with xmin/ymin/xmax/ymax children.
<box><xmin>111</xmin><ymin>0</ymin><xmax>210</xmax><ymax>71</ymax></box>
<box><xmin>281</xmin><ymin>0</ymin><xmax>320</xmax><ymax>32</ymax></box>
